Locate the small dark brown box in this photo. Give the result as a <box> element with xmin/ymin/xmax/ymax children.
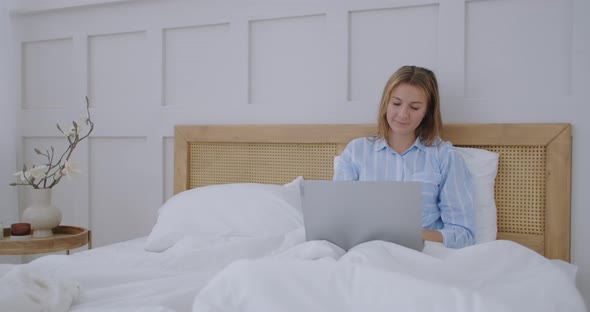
<box><xmin>11</xmin><ymin>223</ymin><xmax>31</xmax><ymax>236</ymax></box>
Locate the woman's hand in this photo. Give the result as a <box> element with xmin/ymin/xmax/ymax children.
<box><xmin>422</xmin><ymin>229</ymin><xmax>443</xmax><ymax>243</ymax></box>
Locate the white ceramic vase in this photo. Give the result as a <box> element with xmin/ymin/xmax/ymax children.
<box><xmin>21</xmin><ymin>188</ymin><xmax>62</xmax><ymax>238</ymax></box>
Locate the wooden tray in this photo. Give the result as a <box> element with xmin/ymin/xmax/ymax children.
<box><xmin>0</xmin><ymin>225</ymin><xmax>89</xmax><ymax>255</ymax></box>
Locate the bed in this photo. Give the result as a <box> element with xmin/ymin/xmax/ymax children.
<box><xmin>1</xmin><ymin>123</ymin><xmax>585</xmax><ymax>312</ymax></box>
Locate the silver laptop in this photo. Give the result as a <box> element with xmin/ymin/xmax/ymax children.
<box><xmin>301</xmin><ymin>180</ymin><xmax>424</xmax><ymax>251</ymax></box>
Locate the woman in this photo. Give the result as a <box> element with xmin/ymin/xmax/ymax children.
<box><xmin>333</xmin><ymin>65</ymin><xmax>475</xmax><ymax>248</ymax></box>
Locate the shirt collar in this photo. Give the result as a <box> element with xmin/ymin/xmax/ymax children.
<box><xmin>374</xmin><ymin>137</ymin><xmax>427</xmax><ymax>153</ymax></box>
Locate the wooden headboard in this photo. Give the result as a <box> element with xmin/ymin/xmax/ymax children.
<box><xmin>174</xmin><ymin>124</ymin><xmax>572</xmax><ymax>262</ymax></box>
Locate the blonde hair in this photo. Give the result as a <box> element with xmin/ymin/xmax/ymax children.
<box><xmin>376</xmin><ymin>66</ymin><xmax>442</xmax><ymax>146</ymax></box>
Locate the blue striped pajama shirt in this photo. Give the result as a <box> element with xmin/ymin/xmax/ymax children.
<box><xmin>333</xmin><ymin>136</ymin><xmax>475</xmax><ymax>248</ymax></box>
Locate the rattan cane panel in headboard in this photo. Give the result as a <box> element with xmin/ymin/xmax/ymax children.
<box><xmin>460</xmin><ymin>145</ymin><xmax>546</xmax><ymax>236</ymax></box>
<box><xmin>188</xmin><ymin>142</ymin><xmax>337</xmax><ymax>188</ymax></box>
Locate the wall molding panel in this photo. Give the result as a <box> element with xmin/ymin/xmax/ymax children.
<box><xmin>249</xmin><ymin>14</ymin><xmax>328</xmax><ymax>105</ymax></box>
<box><xmin>88</xmin><ymin>30</ymin><xmax>149</xmax><ymax>110</ymax></box>
<box><xmin>348</xmin><ymin>4</ymin><xmax>439</xmax><ymax>103</ymax></box>
<box><xmin>88</xmin><ymin>136</ymin><xmax>156</xmax><ymax>247</ymax></box>
<box><xmin>22</xmin><ymin>37</ymin><xmax>75</xmax><ymax>109</ymax></box>
<box><xmin>163</xmin><ymin>23</ymin><xmax>232</xmax><ymax>108</ymax></box>
<box><xmin>464</xmin><ymin>0</ymin><xmax>574</xmax><ymax>99</ymax></box>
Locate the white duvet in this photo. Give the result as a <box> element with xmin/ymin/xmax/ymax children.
<box><xmin>193</xmin><ymin>239</ymin><xmax>587</xmax><ymax>312</ymax></box>
<box><xmin>0</xmin><ymin>230</ymin><xmax>303</xmax><ymax>312</ymax></box>
<box><xmin>0</xmin><ymin>232</ymin><xmax>586</xmax><ymax>312</ymax></box>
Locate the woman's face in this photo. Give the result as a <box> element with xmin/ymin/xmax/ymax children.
<box><xmin>386</xmin><ymin>83</ymin><xmax>428</xmax><ymax>138</ymax></box>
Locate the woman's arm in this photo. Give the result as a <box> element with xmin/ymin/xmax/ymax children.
<box><xmin>333</xmin><ymin>140</ymin><xmax>360</xmax><ymax>181</ymax></box>
<box><xmin>436</xmin><ymin>144</ymin><xmax>476</xmax><ymax>248</ymax></box>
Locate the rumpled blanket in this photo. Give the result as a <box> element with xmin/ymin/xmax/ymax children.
<box><xmin>193</xmin><ymin>240</ymin><xmax>587</xmax><ymax>312</ymax></box>
<box><xmin>0</xmin><ymin>264</ymin><xmax>80</xmax><ymax>312</ymax></box>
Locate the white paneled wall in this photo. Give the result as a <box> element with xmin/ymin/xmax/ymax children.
<box><xmin>89</xmin><ymin>31</ymin><xmax>151</xmax><ymax>110</ymax></box>
<box><xmin>4</xmin><ymin>0</ymin><xmax>590</xmax><ymax>305</ymax></box>
<box><xmin>0</xmin><ymin>1</ymin><xmax>18</xmax><ymax>264</ymax></box>
<box><xmin>90</xmin><ymin>137</ymin><xmax>156</xmax><ymax>245</ymax></box>
<box><xmin>22</xmin><ymin>38</ymin><xmax>76</xmax><ymax>109</ymax></box>
<box><xmin>250</xmin><ymin>14</ymin><xmax>329</xmax><ymax>105</ymax></box>
<box><xmin>164</xmin><ymin>23</ymin><xmax>232</xmax><ymax>107</ymax></box>
<box><xmin>349</xmin><ymin>5</ymin><xmax>438</xmax><ymax>103</ymax></box>
<box><xmin>465</xmin><ymin>0</ymin><xmax>573</xmax><ymax>99</ymax></box>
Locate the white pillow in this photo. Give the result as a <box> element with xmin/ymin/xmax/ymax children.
<box><xmin>145</xmin><ymin>177</ymin><xmax>303</xmax><ymax>252</ymax></box>
<box><xmin>454</xmin><ymin>147</ymin><xmax>499</xmax><ymax>244</ymax></box>
<box><xmin>334</xmin><ymin>148</ymin><xmax>499</xmax><ymax>244</ymax></box>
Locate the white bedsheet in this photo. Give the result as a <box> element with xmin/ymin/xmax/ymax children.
<box><xmin>1</xmin><ymin>231</ymin><xmax>586</xmax><ymax>312</ymax></box>
<box><xmin>0</xmin><ymin>264</ymin><xmax>80</xmax><ymax>312</ymax></box>
<box><xmin>193</xmin><ymin>239</ymin><xmax>587</xmax><ymax>312</ymax></box>
<box><xmin>0</xmin><ymin>229</ymin><xmax>304</xmax><ymax>312</ymax></box>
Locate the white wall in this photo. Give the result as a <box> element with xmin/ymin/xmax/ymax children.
<box><xmin>0</xmin><ymin>1</ymin><xmax>20</xmax><ymax>264</ymax></box>
<box><xmin>0</xmin><ymin>1</ymin><xmax>18</xmax><ymax>248</ymax></box>
<box><xmin>3</xmin><ymin>0</ymin><xmax>590</xmax><ymax>304</ymax></box>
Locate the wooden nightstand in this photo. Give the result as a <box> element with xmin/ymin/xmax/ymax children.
<box><xmin>0</xmin><ymin>225</ymin><xmax>91</xmax><ymax>255</ymax></box>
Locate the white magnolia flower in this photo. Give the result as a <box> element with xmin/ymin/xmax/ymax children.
<box><xmin>13</xmin><ymin>170</ymin><xmax>31</xmax><ymax>182</ymax></box>
<box><xmin>64</xmin><ymin>116</ymin><xmax>88</xmax><ymax>138</ymax></box>
<box><xmin>29</xmin><ymin>165</ymin><xmax>48</xmax><ymax>180</ymax></box>
<box><xmin>78</xmin><ymin>115</ymin><xmax>89</xmax><ymax>126</ymax></box>
<box><xmin>13</xmin><ymin>165</ymin><xmax>46</xmax><ymax>182</ymax></box>
<box><xmin>61</xmin><ymin>160</ymin><xmax>80</xmax><ymax>179</ymax></box>
<box><xmin>65</xmin><ymin>126</ymin><xmax>79</xmax><ymax>138</ymax></box>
